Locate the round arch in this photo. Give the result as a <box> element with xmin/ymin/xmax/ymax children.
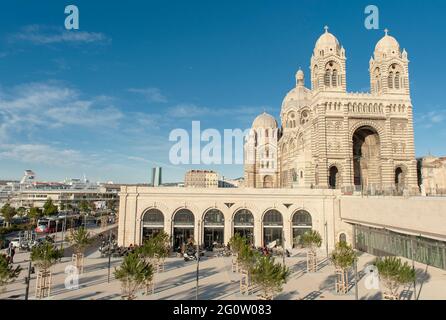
<box><xmin>172</xmin><ymin>208</ymin><xmax>195</xmax><ymax>251</ymax></box>
<box><xmin>202</xmin><ymin>208</ymin><xmax>225</xmax><ymax>250</ymax></box>
<box><xmin>141</xmin><ymin>208</ymin><xmax>165</xmax><ymax>242</ymax></box>
<box><xmin>262</xmin><ymin>209</ymin><xmax>283</xmax><ymax>247</ymax></box>
<box><xmin>291</xmin><ymin>210</ymin><xmax>313</xmax><ymax>248</ymax></box>
<box><xmin>232</xmin><ymin>208</ymin><xmax>255</xmax><ymax>245</ymax></box>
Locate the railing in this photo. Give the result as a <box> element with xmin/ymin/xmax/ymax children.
<box><xmin>340</xmin><ymin>185</ymin><xmax>425</xmax><ymax>197</ymax></box>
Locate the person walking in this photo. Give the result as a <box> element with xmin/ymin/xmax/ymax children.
<box><xmin>10</xmin><ymin>246</ymin><xmax>15</xmax><ymax>264</ymax></box>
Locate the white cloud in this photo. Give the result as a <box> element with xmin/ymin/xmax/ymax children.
<box><xmin>10</xmin><ymin>25</ymin><xmax>110</xmax><ymax>45</ymax></box>
<box><xmin>0</xmin><ymin>82</ymin><xmax>123</xmax><ymax>141</ymax></box>
<box><xmin>128</xmin><ymin>87</ymin><xmax>167</xmax><ymax>103</ymax></box>
<box><xmin>0</xmin><ymin>144</ymin><xmax>85</xmax><ymax>167</ymax></box>
<box><xmin>167</xmin><ymin>103</ymin><xmax>269</xmax><ymax>119</ymax></box>
<box><xmin>417</xmin><ymin>109</ymin><xmax>446</xmax><ymax>128</ymax></box>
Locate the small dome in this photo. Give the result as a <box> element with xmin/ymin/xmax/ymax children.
<box><xmin>296</xmin><ymin>69</ymin><xmax>304</xmax><ymax>81</ymax></box>
<box><xmin>315</xmin><ymin>26</ymin><xmax>340</xmax><ymax>52</ymax></box>
<box><xmin>375</xmin><ymin>29</ymin><xmax>400</xmax><ymax>56</ymax></box>
<box><xmin>252</xmin><ymin>112</ymin><xmax>278</xmax><ymax>129</ymax></box>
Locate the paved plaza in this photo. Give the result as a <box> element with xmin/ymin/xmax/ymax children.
<box><xmin>1</xmin><ymin>243</ymin><xmax>445</xmax><ymax>300</ymax></box>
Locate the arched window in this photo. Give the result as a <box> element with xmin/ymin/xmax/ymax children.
<box><xmin>324</xmin><ymin>69</ymin><xmax>331</xmax><ymax>87</ymax></box>
<box><xmin>142</xmin><ymin>209</ymin><xmax>164</xmax><ymax>226</ymax></box>
<box><xmin>339</xmin><ymin>233</ymin><xmax>347</xmax><ymax>243</ymax></box>
<box><xmin>233</xmin><ymin>209</ymin><xmax>254</xmax><ymax>226</ymax></box>
<box><xmin>292</xmin><ymin>210</ymin><xmax>312</xmax><ymax>248</ymax></box>
<box><xmin>395</xmin><ymin>72</ymin><xmax>400</xmax><ymax>89</ymax></box>
<box><xmin>332</xmin><ymin>69</ymin><xmax>338</xmax><ymax>87</ymax></box>
<box><xmin>388</xmin><ymin>72</ymin><xmax>394</xmax><ymax>89</ymax></box>
<box><xmin>203</xmin><ymin>209</ymin><xmax>224</xmax><ymax>226</ymax></box>
<box><xmin>174</xmin><ymin>209</ymin><xmax>194</xmax><ymax>226</ymax></box>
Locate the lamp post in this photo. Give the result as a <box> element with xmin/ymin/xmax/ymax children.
<box><xmin>107</xmin><ymin>229</ymin><xmax>112</xmax><ymax>283</ymax></box>
<box><xmin>196</xmin><ymin>220</ymin><xmax>201</xmax><ymax>300</ymax></box>
<box><xmin>24</xmin><ymin>259</ymin><xmax>32</xmax><ymax>300</ymax></box>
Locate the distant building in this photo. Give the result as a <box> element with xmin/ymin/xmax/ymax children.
<box><xmin>151</xmin><ymin>167</ymin><xmax>162</xmax><ymax>187</ymax></box>
<box><xmin>3</xmin><ymin>170</ymin><xmax>120</xmax><ymax>210</ymax></box>
<box><xmin>218</xmin><ymin>177</ymin><xmax>244</xmax><ymax>188</ymax></box>
<box><xmin>185</xmin><ymin>170</ymin><xmax>218</xmax><ymax>188</ymax></box>
<box><xmin>418</xmin><ymin>156</ymin><xmax>446</xmax><ymax>196</ymax></box>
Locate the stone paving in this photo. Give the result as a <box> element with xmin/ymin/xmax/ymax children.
<box><xmin>1</xmin><ymin>246</ymin><xmax>445</xmax><ymax>300</ymax></box>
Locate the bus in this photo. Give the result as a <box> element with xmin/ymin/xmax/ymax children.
<box><xmin>35</xmin><ymin>218</ymin><xmax>64</xmax><ymax>234</ymax></box>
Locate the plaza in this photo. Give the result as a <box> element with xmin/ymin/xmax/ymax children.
<box><xmin>1</xmin><ymin>240</ymin><xmax>445</xmax><ymax>300</ymax></box>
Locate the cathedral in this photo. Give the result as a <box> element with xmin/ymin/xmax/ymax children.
<box><xmin>244</xmin><ymin>27</ymin><xmax>418</xmax><ymax>195</ymax></box>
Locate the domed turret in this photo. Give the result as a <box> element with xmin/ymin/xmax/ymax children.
<box><xmin>314</xmin><ymin>26</ymin><xmax>341</xmax><ymax>56</ymax></box>
<box><xmin>374</xmin><ymin>29</ymin><xmax>401</xmax><ymax>58</ymax></box>
<box><xmin>252</xmin><ymin>112</ymin><xmax>278</xmax><ymax>129</ymax></box>
<box><xmin>296</xmin><ymin>68</ymin><xmax>304</xmax><ymax>86</ymax></box>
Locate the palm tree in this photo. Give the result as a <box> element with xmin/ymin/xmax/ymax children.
<box><xmin>43</xmin><ymin>199</ymin><xmax>58</xmax><ymax>217</ymax></box>
<box><xmin>152</xmin><ymin>231</ymin><xmax>170</xmax><ymax>271</ymax></box>
<box><xmin>66</xmin><ymin>227</ymin><xmax>94</xmax><ymax>273</ymax></box>
<box><xmin>114</xmin><ymin>252</ymin><xmax>154</xmax><ymax>300</ymax></box>
<box><xmin>301</xmin><ymin>230</ymin><xmax>322</xmax><ymax>273</ymax></box>
<box><xmin>251</xmin><ymin>255</ymin><xmax>289</xmax><ymax>300</ymax></box>
<box><xmin>30</xmin><ymin>241</ymin><xmax>63</xmax><ymax>299</ymax></box>
<box><xmin>0</xmin><ymin>253</ymin><xmax>21</xmax><ymax>293</ymax></box>
<box><xmin>330</xmin><ymin>241</ymin><xmax>357</xmax><ymax>294</ymax></box>
<box><xmin>374</xmin><ymin>256</ymin><xmax>416</xmax><ymax>300</ymax></box>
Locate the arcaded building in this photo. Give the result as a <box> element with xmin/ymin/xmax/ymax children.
<box><xmin>244</xmin><ymin>28</ymin><xmax>417</xmax><ymax>195</ymax></box>
<box><xmin>118</xmin><ymin>28</ymin><xmax>446</xmax><ymax>270</ymax></box>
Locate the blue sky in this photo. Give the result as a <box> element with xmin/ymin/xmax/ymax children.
<box><xmin>0</xmin><ymin>0</ymin><xmax>445</xmax><ymax>183</ymax></box>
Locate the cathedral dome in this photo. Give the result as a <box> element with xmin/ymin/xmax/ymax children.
<box><xmin>252</xmin><ymin>112</ymin><xmax>278</xmax><ymax>129</ymax></box>
<box><xmin>375</xmin><ymin>29</ymin><xmax>400</xmax><ymax>56</ymax></box>
<box><xmin>314</xmin><ymin>26</ymin><xmax>340</xmax><ymax>53</ymax></box>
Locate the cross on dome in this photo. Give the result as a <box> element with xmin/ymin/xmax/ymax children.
<box><xmin>384</xmin><ymin>28</ymin><xmax>389</xmax><ymax>36</ymax></box>
<box><xmin>324</xmin><ymin>26</ymin><xmax>329</xmax><ymax>33</ymax></box>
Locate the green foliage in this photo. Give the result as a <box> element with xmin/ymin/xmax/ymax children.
<box><xmin>374</xmin><ymin>256</ymin><xmax>416</xmax><ymax>298</ymax></box>
<box><xmin>106</xmin><ymin>200</ymin><xmax>118</xmax><ymax>212</ymax></box>
<box><xmin>79</xmin><ymin>200</ymin><xmax>91</xmax><ymax>213</ymax></box>
<box><xmin>237</xmin><ymin>242</ymin><xmax>259</xmax><ymax>272</ymax></box>
<box><xmin>0</xmin><ymin>254</ymin><xmax>22</xmax><ymax>289</ymax></box>
<box><xmin>229</xmin><ymin>234</ymin><xmax>248</xmax><ymax>256</ymax></box>
<box><xmin>28</xmin><ymin>207</ymin><xmax>43</xmax><ymax>225</ymax></box>
<box><xmin>138</xmin><ymin>231</ymin><xmax>170</xmax><ymax>263</ymax></box>
<box><xmin>43</xmin><ymin>199</ymin><xmax>58</xmax><ymax>217</ymax></box>
<box><xmin>31</xmin><ymin>241</ymin><xmax>63</xmax><ymax>272</ymax></box>
<box><xmin>301</xmin><ymin>230</ymin><xmax>322</xmax><ymax>252</ymax></box>
<box><xmin>114</xmin><ymin>252</ymin><xmax>154</xmax><ymax>300</ymax></box>
<box><xmin>66</xmin><ymin>227</ymin><xmax>94</xmax><ymax>255</ymax></box>
<box><xmin>251</xmin><ymin>255</ymin><xmax>290</xmax><ymax>299</ymax></box>
<box><xmin>16</xmin><ymin>207</ymin><xmax>27</xmax><ymax>217</ymax></box>
<box><xmin>1</xmin><ymin>204</ymin><xmax>16</xmax><ymax>226</ymax></box>
<box><xmin>330</xmin><ymin>241</ymin><xmax>357</xmax><ymax>271</ymax></box>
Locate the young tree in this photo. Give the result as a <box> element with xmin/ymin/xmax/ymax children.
<box><xmin>28</xmin><ymin>207</ymin><xmax>43</xmax><ymax>226</ymax></box>
<box><xmin>43</xmin><ymin>199</ymin><xmax>58</xmax><ymax>216</ymax></box>
<box><xmin>66</xmin><ymin>227</ymin><xmax>94</xmax><ymax>273</ymax></box>
<box><xmin>0</xmin><ymin>204</ymin><xmax>16</xmax><ymax>227</ymax></box>
<box><xmin>31</xmin><ymin>241</ymin><xmax>63</xmax><ymax>298</ymax></box>
<box><xmin>374</xmin><ymin>256</ymin><xmax>416</xmax><ymax>300</ymax></box>
<box><xmin>330</xmin><ymin>241</ymin><xmax>357</xmax><ymax>294</ymax></box>
<box><xmin>0</xmin><ymin>254</ymin><xmax>22</xmax><ymax>293</ymax></box>
<box><xmin>115</xmin><ymin>252</ymin><xmax>154</xmax><ymax>300</ymax></box>
<box><xmin>237</xmin><ymin>242</ymin><xmax>259</xmax><ymax>294</ymax></box>
<box><xmin>301</xmin><ymin>230</ymin><xmax>322</xmax><ymax>273</ymax></box>
<box><xmin>16</xmin><ymin>207</ymin><xmax>27</xmax><ymax>218</ymax></box>
<box><xmin>79</xmin><ymin>200</ymin><xmax>90</xmax><ymax>214</ymax></box>
<box><xmin>251</xmin><ymin>255</ymin><xmax>290</xmax><ymax>300</ymax></box>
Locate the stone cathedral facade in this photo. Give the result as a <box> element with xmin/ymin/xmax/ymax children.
<box><xmin>244</xmin><ymin>27</ymin><xmax>418</xmax><ymax>194</ymax></box>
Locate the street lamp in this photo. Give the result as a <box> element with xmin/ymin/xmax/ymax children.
<box><xmin>107</xmin><ymin>229</ymin><xmax>113</xmax><ymax>283</ymax></box>
<box><xmin>196</xmin><ymin>220</ymin><xmax>201</xmax><ymax>300</ymax></box>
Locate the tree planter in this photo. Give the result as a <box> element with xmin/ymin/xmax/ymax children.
<box><xmin>335</xmin><ymin>268</ymin><xmax>349</xmax><ymax>294</ymax></box>
<box><xmin>307</xmin><ymin>251</ymin><xmax>317</xmax><ymax>273</ymax></box>
<box><xmin>145</xmin><ymin>279</ymin><xmax>155</xmax><ymax>295</ymax></box>
<box><xmin>258</xmin><ymin>293</ymin><xmax>274</xmax><ymax>300</ymax></box>
<box><xmin>240</xmin><ymin>269</ymin><xmax>251</xmax><ymax>295</ymax></box>
<box><xmin>72</xmin><ymin>253</ymin><xmax>84</xmax><ymax>274</ymax></box>
<box><xmin>35</xmin><ymin>270</ymin><xmax>52</xmax><ymax>299</ymax></box>
<box><xmin>232</xmin><ymin>255</ymin><xmax>239</xmax><ymax>273</ymax></box>
<box><xmin>383</xmin><ymin>293</ymin><xmax>399</xmax><ymax>300</ymax></box>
